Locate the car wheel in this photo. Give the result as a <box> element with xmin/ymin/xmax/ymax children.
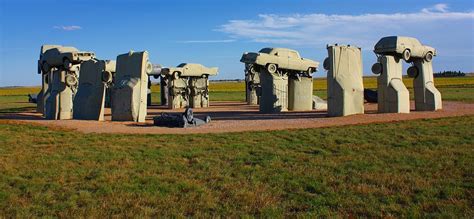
<box><xmin>402</xmin><ymin>49</ymin><xmax>411</xmax><ymax>62</ymax></box>
<box><xmin>63</xmin><ymin>58</ymin><xmax>72</xmax><ymax>70</ymax></box>
<box><xmin>323</xmin><ymin>58</ymin><xmax>330</xmax><ymax>71</ymax></box>
<box><xmin>65</xmin><ymin>74</ymin><xmax>78</xmax><ymax>86</ymax></box>
<box><xmin>247</xmin><ymin>81</ymin><xmax>254</xmax><ymax>91</ymax></box>
<box><xmin>42</xmin><ymin>62</ymin><xmax>50</xmax><ymax>73</ymax></box>
<box><xmin>424</xmin><ymin>52</ymin><xmax>433</xmax><ymax>62</ymax></box>
<box><xmin>371</xmin><ymin>63</ymin><xmax>383</xmax><ymax>75</ymax></box>
<box><xmin>267</xmin><ymin>63</ymin><xmax>277</xmax><ymax>74</ymax></box>
<box><xmin>250</xmin><ymin>65</ymin><xmax>258</xmax><ymax>74</ymax></box>
<box><xmin>173</xmin><ymin>72</ymin><xmax>180</xmax><ymax>79</ymax></box>
<box><xmin>407</xmin><ymin>66</ymin><xmax>419</xmax><ymax>78</ymax></box>
<box><xmin>145</xmin><ymin>62</ymin><xmax>153</xmax><ymax>74</ymax></box>
<box><xmin>184</xmin><ymin>108</ymin><xmax>194</xmax><ymax>123</ymax></box>
<box><xmin>102</xmin><ymin>71</ymin><xmax>113</xmax><ymax>83</ymax></box>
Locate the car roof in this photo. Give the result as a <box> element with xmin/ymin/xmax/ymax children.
<box><xmin>40</xmin><ymin>45</ymin><xmax>62</xmax><ymax>54</ymax></box>
<box><xmin>46</xmin><ymin>46</ymin><xmax>79</xmax><ymax>53</ymax></box>
<box><xmin>378</xmin><ymin>36</ymin><xmax>421</xmax><ymax>44</ymax></box>
<box><xmin>259</xmin><ymin>47</ymin><xmax>298</xmax><ymax>54</ymax></box>
<box><xmin>177</xmin><ymin>63</ymin><xmax>202</xmax><ymax>68</ymax></box>
<box><xmin>57</xmin><ymin>46</ymin><xmax>79</xmax><ymax>52</ymax></box>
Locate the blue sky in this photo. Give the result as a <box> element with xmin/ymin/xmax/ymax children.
<box><xmin>0</xmin><ymin>0</ymin><xmax>473</xmax><ymax>86</ymax></box>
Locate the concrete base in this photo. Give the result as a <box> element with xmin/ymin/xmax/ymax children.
<box><xmin>160</xmin><ymin>76</ymin><xmax>169</xmax><ymax>106</ymax></box>
<box><xmin>246</xmin><ymin>88</ymin><xmax>259</xmax><ymax>105</ymax></box>
<box><xmin>326</xmin><ymin>45</ymin><xmax>364</xmax><ymax>117</ymax></box>
<box><xmin>288</xmin><ymin>76</ymin><xmax>313</xmax><ymax>111</ymax></box>
<box><xmin>412</xmin><ymin>60</ymin><xmax>442</xmax><ymax>111</ymax></box>
<box><xmin>259</xmin><ymin>70</ymin><xmax>288</xmax><ymax>113</ymax></box>
<box><xmin>376</xmin><ymin>56</ymin><xmax>410</xmax><ymax>113</ymax></box>
<box><xmin>73</xmin><ymin>60</ymin><xmax>115</xmax><ymax>121</ymax></box>
<box><xmin>147</xmin><ymin>90</ymin><xmax>152</xmax><ymax>106</ymax></box>
<box><xmin>111</xmin><ymin>51</ymin><xmax>149</xmax><ymax>122</ymax></box>
<box><xmin>104</xmin><ymin>87</ymin><xmax>112</xmax><ymax>108</ymax></box>
<box><xmin>36</xmin><ymin>73</ymin><xmax>49</xmax><ymax>114</ymax></box>
<box><xmin>245</xmin><ymin>70</ymin><xmax>260</xmax><ymax>105</ymax></box>
<box><xmin>168</xmin><ymin>77</ymin><xmax>189</xmax><ymax>109</ymax></box>
<box><xmin>45</xmin><ymin>70</ymin><xmax>74</xmax><ymax>120</ymax></box>
<box><xmin>189</xmin><ymin>77</ymin><xmax>209</xmax><ymax>108</ymax></box>
<box><xmin>36</xmin><ymin>90</ymin><xmax>44</xmax><ymax>113</ymax></box>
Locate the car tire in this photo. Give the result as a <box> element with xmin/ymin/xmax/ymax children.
<box><xmin>407</xmin><ymin>66</ymin><xmax>419</xmax><ymax>78</ymax></box>
<box><xmin>65</xmin><ymin>74</ymin><xmax>78</xmax><ymax>86</ymax></box>
<box><xmin>424</xmin><ymin>52</ymin><xmax>433</xmax><ymax>62</ymax></box>
<box><xmin>102</xmin><ymin>71</ymin><xmax>113</xmax><ymax>83</ymax></box>
<box><xmin>371</xmin><ymin>63</ymin><xmax>383</xmax><ymax>75</ymax></box>
<box><xmin>247</xmin><ymin>81</ymin><xmax>254</xmax><ymax>91</ymax></box>
<box><xmin>250</xmin><ymin>65</ymin><xmax>258</xmax><ymax>74</ymax></box>
<box><xmin>173</xmin><ymin>72</ymin><xmax>180</xmax><ymax>79</ymax></box>
<box><xmin>402</xmin><ymin>49</ymin><xmax>411</xmax><ymax>62</ymax></box>
<box><xmin>42</xmin><ymin>62</ymin><xmax>50</xmax><ymax>73</ymax></box>
<box><xmin>63</xmin><ymin>58</ymin><xmax>72</xmax><ymax>70</ymax></box>
<box><xmin>267</xmin><ymin>63</ymin><xmax>277</xmax><ymax>74</ymax></box>
<box><xmin>145</xmin><ymin>62</ymin><xmax>153</xmax><ymax>74</ymax></box>
<box><xmin>184</xmin><ymin>108</ymin><xmax>194</xmax><ymax>123</ymax></box>
<box><xmin>323</xmin><ymin>58</ymin><xmax>330</xmax><ymax>71</ymax></box>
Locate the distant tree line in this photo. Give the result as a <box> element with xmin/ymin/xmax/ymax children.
<box><xmin>434</xmin><ymin>71</ymin><xmax>466</xmax><ymax>77</ymax></box>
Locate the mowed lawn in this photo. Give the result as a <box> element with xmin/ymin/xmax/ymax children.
<box><xmin>0</xmin><ymin>76</ymin><xmax>473</xmax><ymax>217</ymax></box>
<box><xmin>0</xmin><ymin>116</ymin><xmax>473</xmax><ymax>217</ymax></box>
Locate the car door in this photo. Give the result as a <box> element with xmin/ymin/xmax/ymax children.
<box><xmin>275</xmin><ymin>50</ymin><xmax>289</xmax><ymax>69</ymax></box>
<box><xmin>288</xmin><ymin>51</ymin><xmax>300</xmax><ymax>70</ymax></box>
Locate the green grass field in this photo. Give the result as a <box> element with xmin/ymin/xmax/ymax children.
<box><xmin>0</xmin><ymin>76</ymin><xmax>473</xmax><ymax>217</ymax></box>
<box><xmin>0</xmin><ymin>117</ymin><xmax>473</xmax><ymax>217</ymax></box>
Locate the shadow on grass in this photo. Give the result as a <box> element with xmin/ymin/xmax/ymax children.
<box><xmin>0</xmin><ymin>106</ymin><xmax>36</xmax><ymax>114</ymax></box>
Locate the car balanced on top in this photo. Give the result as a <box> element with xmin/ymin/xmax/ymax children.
<box><xmin>161</xmin><ymin>63</ymin><xmax>218</xmax><ymax>79</ymax></box>
<box><xmin>39</xmin><ymin>46</ymin><xmax>96</xmax><ymax>73</ymax></box>
<box><xmin>240</xmin><ymin>48</ymin><xmax>319</xmax><ymax>75</ymax></box>
<box><xmin>374</xmin><ymin>36</ymin><xmax>436</xmax><ymax>62</ymax></box>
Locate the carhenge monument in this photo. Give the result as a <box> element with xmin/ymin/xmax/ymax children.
<box><xmin>372</xmin><ymin>36</ymin><xmax>441</xmax><ymax>112</ymax></box>
<box><xmin>73</xmin><ymin>59</ymin><xmax>116</xmax><ymax>121</ymax></box>
<box><xmin>111</xmin><ymin>51</ymin><xmax>153</xmax><ymax>122</ymax></box>
<box><xmin>38</xmin><ymin>45</ymin><xmax>95</xmax><ymax>120</ymax></box>
<box><xmin>162</xmin><ymin>63</ymin><xmax>218</xmax><ymax>109</ymax></box>
<box><xmin>37</xmin><ymin>45</ymin><xmax>61</xmax><ymax>114</ymax></box>
<box><xmin>240</xmin><ymin>48</ymin><xmax>318</xmax><ymax>113</ymax></box>
<box><xmin>323</xmin><ymin>44</ymin><xmax>364</xmax><ymax>117</ymax></box>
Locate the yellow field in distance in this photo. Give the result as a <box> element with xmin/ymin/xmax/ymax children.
<box><xmin>1</xmin><ymin>76</ymin><xmax>472</xmax><ymax>95</ymax></box>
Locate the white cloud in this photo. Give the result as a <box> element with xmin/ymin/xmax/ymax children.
<box><xmin>53</xmin><ymin>25</ymin><xmax>82</xmax><ymax>31</ymax></box>
<box><xmin>176</xmin><ymin>39</ymin><xmax>235</xmax><ymax>43</ymax></box>
<box><xmin>218</xmin><ymin>4</ymin><xmax>474</xmax><ymax>50</ymax></box>
<box><xmin>422</xmin><ymin>3</ymin><xmax>449</xmax><ymax>13</ymax></box>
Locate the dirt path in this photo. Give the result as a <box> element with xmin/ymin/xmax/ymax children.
<box><xmin>1</xmin><ymin>101</ymin><xmax>473</xmax><ymax>134</ymax></box>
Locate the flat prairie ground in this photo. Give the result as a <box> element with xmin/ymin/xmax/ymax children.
<box><xmin>0</xmin><ymin>76</ymin><xmax>473</xmax><ymax>217</ymax></box>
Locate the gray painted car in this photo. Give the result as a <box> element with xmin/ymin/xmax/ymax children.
<box><xmin>39</xmin><ymin>46</ymin><xmax>95</xmax><ymax>72</ymax></box>
<box><xmin>374</xmin><ymin>36</ymin><xmax>436</xmax><ymax>62</ymax></box>
<box><xmin>240</xmin><ymin>48</ymin><xmax>318</xmax><ymax>74</ymax></box>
